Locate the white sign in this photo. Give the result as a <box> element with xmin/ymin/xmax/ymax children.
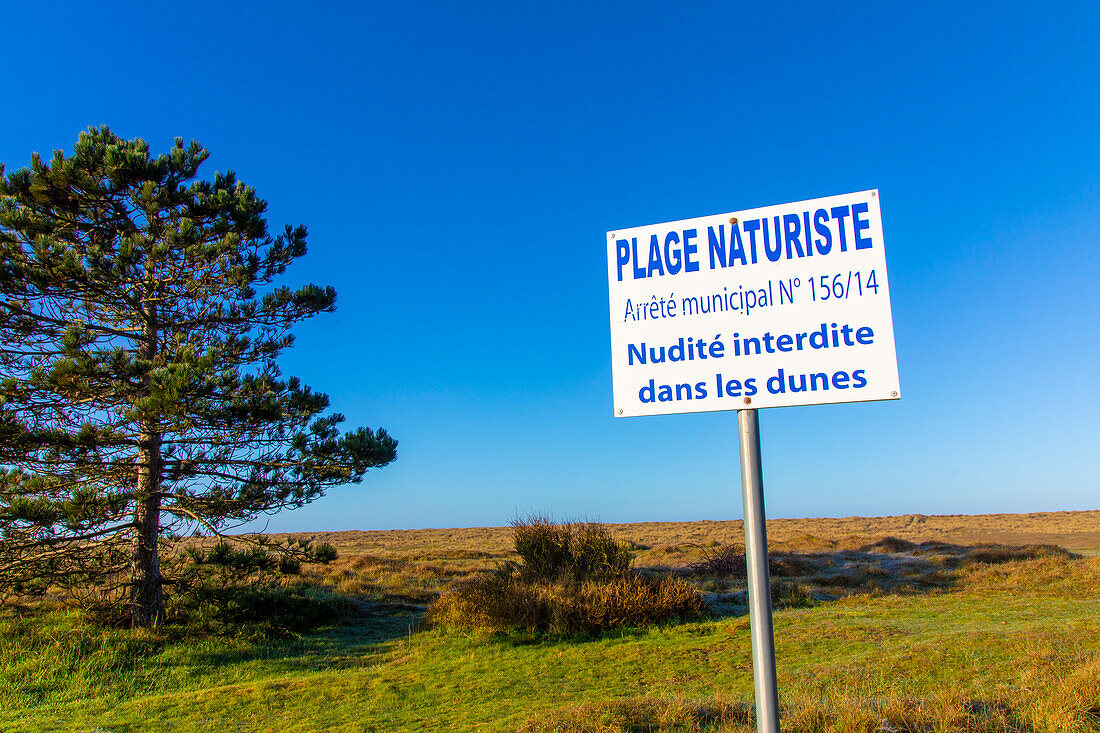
<box><xmin>607</xmin><ymin>190</ymin><xmax>899</xmax><ymax>417</ymax></box>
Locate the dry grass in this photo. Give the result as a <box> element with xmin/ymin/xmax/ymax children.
<box><xmin>519</xmin><ymin>696</ymin><xmax>752</xmax><ymax>732</ymax></box>
<box><xmin>960</xmin><ymin>553</ymin><xmax>1100</xmax><ymax>594</ymax></box>
<box><xmin>682</xmin><ymin>538</ymin><xmax>1079</xmax><ymax>617</ymax></box>
<box><xmin>257</xmin><ymin>509</ymin><xmax>1100</xmax><ymax>567</ymax></box>
<box><xmin>208</xmin><ymin>511</ymin><xmax>1097</xmax><ymax>623</ymax></box>
<box><xmin>216</xmin><ymin>511</ymin><xmax>1098</xmax><ymax>641</ymax></box>
<box><xmin>509</xmin><ymin>554</ymin><xmax>1100</xmax><ymax>732</ymax></box>
<box><xmin>5</xmin><ymin>511</ymin><xmax>1099</xmax><ymax>731</ymax></box>
<box><xmin>520</xmin><ymin>660</ymin><xmax>1100</xmax><ymax>733</ymax></box>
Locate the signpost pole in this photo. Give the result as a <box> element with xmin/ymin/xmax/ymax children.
<box><xmin>738</xmin><ymin>408</ymin><xmax>781</xmax><ymax>733</ymax></box>
<box><xmin>608</xmin><ymin>190</ymin><xmax>897</xmax><ymax>732</ymax></box>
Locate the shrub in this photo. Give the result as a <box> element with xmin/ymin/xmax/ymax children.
<box><xmin>174</xmin><ymin>582</ymin><xmax>348</xmax><ymax>633</ymax></box>
<box><xmin>166</xmin><ymin>538</ymin><xmax>346</xmax><ymax>633</ymax></box>
<box><xmin>511</xmin><ymin>516</ymin><xmax>574</xmax><ymax>581</ymax></box>
<box><xmin>687</xmin><ymin>544</ymin><xmax>746</xmax><ymax>578</ymax></box>
<box><xmin>511</xmin><ymin>515</ymin><xmax>632</xmax><ymax>582</ymax></box>
<box><xmin>428</xmin><ymin>568</ymin><xmax>705</xmax><ymax>635</ymax></box>
<box><xmin>431</xmin><ymin>517</ymin><xmax>705</xmax><ymax>635</ymax></box>
<box><xmin>578</xmin><ymin>575</ymin><xmax>706</xmax><ymax>631</ymax></box>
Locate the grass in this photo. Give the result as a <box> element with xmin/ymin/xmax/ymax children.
<box><xmin>2</xmin><ymin>511</ymin><xmax>1099</xmax><ymax>731</ymax></box>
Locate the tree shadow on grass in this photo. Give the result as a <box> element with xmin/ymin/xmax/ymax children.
<box><xmin>0</xmin><ymin>601</ymin><xmax>425</xmax><ymax>717</ymax></box>
<box><xmin>170</xmin><ymin>602</ymin><xmax>424</xmax><ymax>673</ymax></box>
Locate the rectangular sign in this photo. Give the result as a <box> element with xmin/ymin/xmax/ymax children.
<box><xmin>607</xmin><ymin>190</ymin><xmax>899</xmax><ymax>417</ymax></box>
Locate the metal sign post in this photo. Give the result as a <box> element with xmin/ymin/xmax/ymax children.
<box><xmin>606</xmin><ymin>190</ymin><xmax>901</xmax><ymax>733</ymax></box>
<box><xmin>738</xmin><ymin>408</ymin><xmax>780</xmax><ymax>732</ymax></box>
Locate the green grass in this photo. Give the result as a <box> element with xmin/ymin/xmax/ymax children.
<box><xmin>3</xmin><ymin>556</ymin><xmax>1100</xmax><ymax>731</ymax></box>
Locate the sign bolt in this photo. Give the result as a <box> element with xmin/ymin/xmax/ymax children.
<box><xmin>730</xmin><ymin>217</ymin><xmax>738</xmax><ymax>225</ymax></box>
<box><xmin>743</xmin><ymin>397</ymin><xmax>752</xmax><ymax>405</ymax></box>
<box><xmin>617</xmin><ymin>408</ymin><xmax>623</xmax><ymax>414</ymax></box>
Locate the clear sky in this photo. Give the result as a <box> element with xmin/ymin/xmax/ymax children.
<box><xmin>2</xmin><ymin>1</ymin><xmax>1097</xmax><ymax>531</ymax></box>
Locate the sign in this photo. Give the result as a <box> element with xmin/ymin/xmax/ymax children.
<box><xmin>607</xmin><ymin>190</ymin><xmax>899</xmax><ymax>417</ymax></box>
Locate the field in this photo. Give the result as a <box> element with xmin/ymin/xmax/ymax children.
<box><xmin>2</xmin><ymin>510</ymin><xmax>1099</xmax><ymax>732</ymax></box>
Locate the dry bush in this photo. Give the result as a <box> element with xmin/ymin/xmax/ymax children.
<box><xmin>512</xmin><ymin>516</ymin><xmax>575</xmax><ymax>581</ymax></box>
<box><xmin>430</xmin><ymin>517</ymin><xmax>705</xmax><ymax>635</ymax></box>
<box><xmin>578</xmin><ymin>575</ymin><xmax>707</xmax><ymax>631</ymax></box>
<box><xmin>429</xmin><ymin>566</ymin><xmax>706</xmax><ymax>636</ymax></box>
<box><xmin>688</xmin><ymin>546</ymin><xmax>746</xmax><ymax>578</ymax></box>
<box><xmin>512</xmin><ymin>515</ymin><xmax>633</xmax><ymax>582</ymax></box>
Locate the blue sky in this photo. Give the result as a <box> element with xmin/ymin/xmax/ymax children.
<box><xmin>2</xmin><ymin>2</ymin><xmax>1097</xmax><ymax>531</ymax></box>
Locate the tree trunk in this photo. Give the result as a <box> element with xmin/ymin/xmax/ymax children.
<box><xmin>131</xmin><ymin>278</ymin><xmax>163</xmax><ymax>627</ymax></box>
<box><xmin>130</xmin><ymin>429</ymin><xmax>164</xmax><ymax>627</ymax></box>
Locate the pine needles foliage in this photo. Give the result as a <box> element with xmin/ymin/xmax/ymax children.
<box><xmin>166</xmin><ymin>538</ymin><xmax>347</xmax><ymax>633</ymax></box>
<box><xmin>0</xmin><ymin>128</ymin><xmax>397</xmax><ymax>626</ymax></box>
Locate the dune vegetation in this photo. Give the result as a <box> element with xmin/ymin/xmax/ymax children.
<box><xmin>2</xmin><ymin>511</ymin><xmax>1099</xmax><ymax>732</ymax></box>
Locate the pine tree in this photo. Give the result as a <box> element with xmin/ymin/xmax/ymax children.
<box><xmin>0</xmin><ymin>127</ymin><xmax>397</xmax><ymax>626</ymax></box>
